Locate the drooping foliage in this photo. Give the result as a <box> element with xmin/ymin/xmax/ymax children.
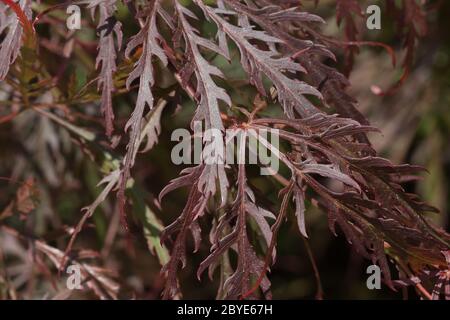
<box><xmin>0</xmin><ymin>0</ymin><xmax>448</xmax><ymax>300</ymax></box>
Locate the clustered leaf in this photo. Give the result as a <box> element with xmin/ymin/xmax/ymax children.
<box><xmin>89</xmin><ymin>0</ymin><xmax>123</xmax><ymax>137</ymax></box>
<box><xmin>118</xmin><ymin>0</ymin><xmax>168</xmax><ymax>225</ymax></box>
<box><xmin>155</xmin><ymin>0</ymin><xmax>449</xmax><ymax>298</ymax></box>
<box><xmin>0</xmin><ymin>0</ymin><xmax>448</xmax><ymax>300</ymax></box>
<box><xmin>0</xmin><ymin>0</ymin><xmax>31</xmax><ymax>79</ymax></box>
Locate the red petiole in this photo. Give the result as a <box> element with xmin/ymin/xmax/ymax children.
<box><xmin>1</xmin><ymin>0</ymin><xmax>34</xmax><ymax>37</ymax></box>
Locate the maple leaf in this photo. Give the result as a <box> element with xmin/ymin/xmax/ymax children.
<box><xmin>89</xmin><ymin>0</ymin><xmax>123</xmax><ymax>137</ymax></box>
<box><xmin>117</xmin><ymin>0</ymin><xmax>168</xmax><ymax>225</ymax></box>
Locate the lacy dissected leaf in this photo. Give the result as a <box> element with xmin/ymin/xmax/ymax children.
<box><xmin>173</xmin><ymin>1</ymin><xmax>230</xmax><ymax>203</ymax></box>
<box><xmin>249</xmin><ymin>116</ymin><xmax>449</xmax><ymax>288</ymax></box>
<box><xmin>89</xmin><ymin>0</ymin><xmax>123</xmax><ymax>136</ymax></box>
<box><xmin>228</xmin><ymin>0</ymin><xmax>372</xmax><ymax>143</ymax></box>
<box><xmin>175</xmin><ymin>1</ymin><xmax>231</xmax><ymax>131</ymax></box>
<box><xmin>160</xmin><ymin>131</ymin><xmax>274</xmax><ymax>299</ymax></box>
<box><xmin>246</xmin><ymin>199</ymin><xmax>276</xmax><ymax>256</ymax></box>
<box><xmin>140</xmin><ymin>97</ymin><xmax>168</xmax><ymax>153</ymax></box>
<box><xmin>0</xmin><ymin>0</ymin><xmax>449</xmax><ymax>302</ymax></box>
<box><xmin>159</xmin><ymin>165</ymin><xmax>209</xmax><ymax>298</ymax></box>
<box><xmin>118</xmin><ymin>0</ymin><xmax>168</xmax><ymax>221</ymax></box>
<box><xmin>196</xmin><ymin>0</ymin><xmax>322</xmax><ymax>118</ymax></box>
<box><xmin>299</xmin><ymin>162</ymin><xmax>361</xmax><ymax>192</ymax></box>
<box><xmin>197</xmin><ymin>177</ymin><xmax>272</xmax><ymax>298</ymax></box>
<box><xmin>0</xmin><ymin>0</ymin><xmax>31</xmax><ymax>80</ymax></box>
<box><xmin>196</xmin><ymin>134</ymin><xmax>271</xmax><ymax>299</ymax></box>
<box><xmin>159</xmin><ymin>161</ymin><xmax>232</xmax><ymax>298</ymax></box>
<box><xmin>123</xmin><ymin>1</ymin><xmax>167</xmax><ymax>168</ymax></box>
